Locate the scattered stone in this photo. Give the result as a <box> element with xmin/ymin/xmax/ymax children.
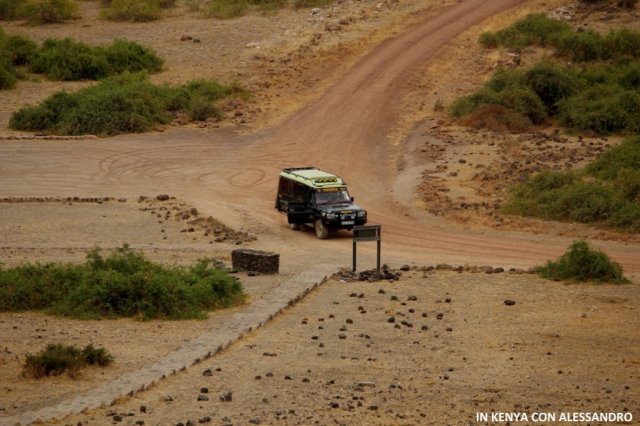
<box><xmin>263</xmin><ymin>352</ymin><xmax>277</xmax><ymax>357</ymax></box>
<box><xmin>198</xmin><ymin>417</ymin><xmax>211</xmax><ymax>424</ymax></box>
<box><xmin>156</xmin><ymin>194</ymin><xmax>170</xmax><ymax>201</ymax></box>
<box><xmin>387</xmin><ymin>316</ymin><xmax>396</xmax><ymax>323</ymax></box>
<box><xmin>200</xmin><ymin>387</ymin><xmax>208</xmax><ymax>394</ymax></box>
<box><xmin>219</xmin><ymin>391</ymin><xmax>233</xmax><ymax>402</ymax></box>
<box><xmin>197</xmin><ymin>394</ymin><xmax>209</xmax><ymax>401</ymax></box>
<box><xmin>504</xmin><ymin>299</ymin><xmax>516</xmax><ymax>306</ymax></box>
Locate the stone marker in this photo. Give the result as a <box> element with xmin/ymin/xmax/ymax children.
<box><xmin>232</xmin><ymin>249</ymin><xmax>279</xmax><ymax>274</ymax></box>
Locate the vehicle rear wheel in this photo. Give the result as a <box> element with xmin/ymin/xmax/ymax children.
<box><xmin>314</xmin><ymin>219</ymin><xmax>329</xmax><ymax>239</ymax></box>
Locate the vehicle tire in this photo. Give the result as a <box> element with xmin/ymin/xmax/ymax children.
<box><xmin>314</xmin><ymin>219</ymin><xmax>329</xmax><ymax>239</ymax></box>
<box><xmin>289</xmin><ymin>223</ymin><xmax>301</xmax><ymax>230</ymax></box>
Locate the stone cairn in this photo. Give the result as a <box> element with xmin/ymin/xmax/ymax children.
<box><xmin>231</xmin><ymin>249</ymin><xmax>279</xmax><ymax>274</ymax></box>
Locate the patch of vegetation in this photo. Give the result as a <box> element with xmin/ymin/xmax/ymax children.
<box><xmin>23</xmin><ymin>343</ymin><xmax>114</xmax><ymax>379</ymax></box>
<box><xmin>454</xmin><ymin>21</ymin><xmax>640</xmax><ymax>135</ymax></box>
<box><xmin>293</xmin><ymin>0</ymin><xmax>334</xmax><ymax>7</ymax></box>
<box><xmin>503</xmin><ymin>137</ymin><xmax>640</xmax><ymax>232</ymax></box>
<box><xmin>21</xmin><ymin>0</ymin><xmax>78</xmax><ymax>24</ymax></box>
<box><xmin>479</xmin><ymin>13</ymin><xmax>571</xmax><ymax>49</ymax></box>
<box><xmin>534</xmin><ymin>240</ymin><xmax>629</xmax><ymax>283</ymax></box>
<box><xmin>10</xmin><ymin>73</ymin><xmax>245</xmax><ymax>135</ymax></box>
<box><xmin>29</xmin><ymin>38</ymin><xmax>163</xmax><ymax>81</ymax></box>
<box><xmin>0</xmin><ymin>0</ymin><xmax>25</xmax><ymax>20</ymax></box>
<box><xmin>102</xmin><ymin>0</ymin><xmax>165</xmax><ymax>22</ymax></box>
<box><xmin>0</xmin><ymin>244</ymin><xmax>245</xmax><ymax>319</ymax></box>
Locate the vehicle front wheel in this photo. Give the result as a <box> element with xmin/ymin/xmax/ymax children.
<box><xmin>314</xmin><ymin>219</ymin><xmax>329</xmax><ymax>239</ymax></box>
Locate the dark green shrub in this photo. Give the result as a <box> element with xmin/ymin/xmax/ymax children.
<box><xmin>102</xmin><ymin>0</ymin><xmax>162</xmax><ymax>21</ymax></box>
<box><xmin>188</xmin><ymin>95</ymin><xmax>222</xmax><ymax>121</ymax></box>
<box><xmin>82</xmin><ymin>344</ymin><xmax>114</xmax><ymax>367</ymax></box>
<box><xmin>558</xmin><ymin>86</ymin><xmax>640</xmax><ymax>134</ymax></box>
<box><xmin>30</xmin><ymin>38</ymin><xmax>110</xmax><ymax>80</ymax></box>
<box><xmin>604</xmin><ymin>28</ymin><xmax>640</xmax><ymax>59</ymax></box>
<box><xmin>23</xmin><ymin>343</ymin><xmax>114</xmax><ymax>379</ymax></box>
<box><xmin>480</xmin><ymin>13</ymin><xmax>571</xmax><ymax>49</ymax></box>
<box><xmin>4</xmin><ymin>35</ymin><xmax>38</xmax><ymax>65</ymax></box>
<box><xmin>525</xmin><ymin>62</ymin><xmax>579</xmax><ymax>112</ymax></box>
<box><xmin>535</xmin><ymin>240</ymin><xmax>629</xmax><ymax>283</ymax></box>
<box><xmin>556</xmin><ymin>30</ymin><xmax>604</xmax><ymax>62</ymax></box>
<box><xmin>29</xmin><ymin>38</ymin><xmax>163</xmax><ymax>80</ymax></box>
<box><xmin>0</xmin><ymin>0</ymin><xmax>24</xmax><ymax>19</ymax></box>
<box><xmin>21</xmin><ymin>0</ymin><xmax>78</xmax><ymax>24</ymax></box>
<box><xmin>586</xmin><ymin>136</ymin><xmax>640</xmax><ymax>179</ymax></box>
<box><xmin>102</xmin><ymin>39</ymin><xmax>163</xmax><ymax>74</ymax></box>
<box><xmin>0</xmin><ymin>244</ymin><xmax>245</xmax><ymax>319</ymax></box>
<box><xmin>0</xmin><ymin>61</ymin><xmax>17</xmax><ymax>89</ymax></box>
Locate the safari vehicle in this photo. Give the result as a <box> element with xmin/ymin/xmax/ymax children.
<box><xmin>275</xmin><ymin>167</ymin><xmax>367</xmax><ymax>239</ymax></box>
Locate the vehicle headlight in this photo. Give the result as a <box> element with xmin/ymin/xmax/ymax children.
<box><xmin>357</xmin><ymin>211</ymin><xmax>366</xmax><ymax>218</ymax></box>
<box><xmin>326</xmin><ymin>213</ymin><xmax>337</xmax><ymax>220</ymax></box>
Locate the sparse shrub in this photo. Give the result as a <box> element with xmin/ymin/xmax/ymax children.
<box><xmin>23</xmin><ymin>343</ymin><xmax>114</xmax><ymax>379</ymax></box>
<box><xmin>604</xmin><ymin>28</ymin><xmax>640</xmax><ymax>59</ymax></box>
<box><xmin>460</xmin><ymin>104</ymin><xmax>532</xmax><ymax>132</ymax></box>
<box><xmin>0</xmin><ymin>244</ymin><xmax>245</xmax><ymax>319</ymax></box>
<box><xmin>102</xmin><ymin>0</ymin><xmax>162</xmax><ymax>21</ymax></box>
<box><xmin>0</xmin><ymin>0</ymin><xmax>25</xmax><ymax>20</ymax></box>
<box><xmin>21</xmin><ymin>0</ymin><xmax>79</xmax><ymax>24</ymax></box>
<box><xmin>204</xmin><ymin>0</ymin><xmax>248</xmax><ymax>19</ymax></box>
<box><xmin>293</xmin><ymin>0</ymin><xmax>334</xmax><ymax>8</ymax></box>
<box><xmin>184</xmin><ymin>0</ymin><xmax>205</xmax><ymax>11</ymax></box>
<box><xmin>188</xmin><ymin>95</ymin><xmax>222</xmax><ymax>121</ymax></box>
<box><xmin>534</xmin><ymin>240</ymin><xmax>629</xmax><ymax>283</ymax></box>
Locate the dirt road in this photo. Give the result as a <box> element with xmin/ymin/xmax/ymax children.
<box><xmin>0</xmin><ymin>0</ymin><xmax>638</xmax><ymax>280</ymax></box>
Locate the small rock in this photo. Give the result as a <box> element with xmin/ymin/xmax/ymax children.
<box><xmin>504</xmin><ymin>300</ymin><xmax>516</xmax><ymax>306</ymax></box>
<box><xmin>156</xmin><ymin>194</ymin><xmax>170</xmax><ymax>201</ymax></box>
<box><xmin>219</xmin><ymin>391</ymin><xmax>232</xmax><ymax>402</ymax></box>
<box><xmin>197</xmin><ymin>394</ymin><xmax>209</xmax><ymax>401</ymax></box>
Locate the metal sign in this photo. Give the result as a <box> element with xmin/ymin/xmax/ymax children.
<box><xmin>352</xmin><ymin>225</ymin><xmax>381</xmax><ymax>271</ymax></box>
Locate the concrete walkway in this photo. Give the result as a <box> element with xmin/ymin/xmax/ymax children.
<box><xmin>3</xmin><ymin>264</ymin><xmax>336</xmax><ymax>426</ymax></box>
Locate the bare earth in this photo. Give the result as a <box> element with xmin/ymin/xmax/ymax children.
<box><xmin>0</xmin><ymin>0</ymin><xmax>639</xmax><ymax>424</ymax></box>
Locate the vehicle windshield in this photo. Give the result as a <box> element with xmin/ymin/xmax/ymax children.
<box><xmin>315</xmin><ymin>189</ymin><xmax>351</xmax><ymax>205</ymax></box>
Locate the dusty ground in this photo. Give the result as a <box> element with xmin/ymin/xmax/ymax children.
<box><xmin>52</xmin><ymin>271</ymin><xmax>640</xmax><ymax>425</ymax></box>
<box><xmin>1</xmin><ymin>0</ymin><xmax>639</xmax><ymax>424</ymax></box>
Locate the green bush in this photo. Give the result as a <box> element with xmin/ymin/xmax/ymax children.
<box><xmin>204</xmin><ymin>0</ymin><xmax>248</xmax><ymax>19</ymax></box>
<box><xmin>0</xmin><ymin>244</ymin><xmax>245</xmax><ymax>319</ymax></box>
<box><xmin>0</xmin><ymin>0</ymin><xmax>24</xmax><ymax>20</ymax></box>
<box><xmin>503</xmin><ymin>144</ymin><xmax>640</xmax><ymax>233</ymax></box>
<box><xmin>586</xmin><ymin>136</ymin><xmax>640</xmax><ymax>180</ymax></box>
<box><xmin>21</xmin><ymin>0</ymin><xmax>78</xmax><ymax>24</ymax></box>
<box><xmin>30</xmin><ymin>38</ymin><xmax>109</xmax><ymax>80</ymax></box>
<box><xmin>29</xmin><ymin>38</ymin><xmax>163</xmax><ymax>80</ymax></box>
<box><xmin>525</xmin><ymin>62</ymin><xmax>579</xmax><ymax>112</ymax></box>
<box><xmin>102</xmin><ymin>39</ymin><xmax>163</xmax><ymax>74</ymax></box>
<box><xmin>557</xmin><ymin>86</ymin><xmax>640</xmax><ymax>134</ymax></box>
<box><xmin>4</xmin><ymin>35</ymin><xmax>38</xmax><ymax>65</ymax></box>
<box><xmin>479</xmin><ymin>13</ymin><xmax>571</xmax><ymax>49</ymax></box>
<box><xmin>11</xmin><ymin>73</ymin><xmax>244</xmax><ymax>135</ymax></box>
<box><xmin>534</xmin><ymin>240</ymin><xmax>629</xmax><ymax>283</ymax></box>
<box><xmin>102</xmin><ymin>0</ymin><xmax>161</xmax><ymax>21</ymax></box>
<box><xmin>0</xmin><ymin>61</ymin><xmax>17</xmax><ymax>89</ymax></box>
<box><xmin>23</xmin><ymin>343</ymin><xmax>114</xmax><ymax>379</ymax></box>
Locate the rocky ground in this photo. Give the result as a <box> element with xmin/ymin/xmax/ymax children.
<box><xmin>58</xmin><ymin>269</ymin><xmax>639</xmax><ymax>425</ymax></box>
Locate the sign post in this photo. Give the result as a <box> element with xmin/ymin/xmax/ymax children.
<box><xmin>352</xmin><ymin>225</ymin><xmax>381</xmax><ymax>271</ymax></box>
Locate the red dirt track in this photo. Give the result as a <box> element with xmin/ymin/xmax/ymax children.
<box><xmin>0</xmin><ymin>0</ymin><xmax>638</xmax><ymax>280</ymax></box>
